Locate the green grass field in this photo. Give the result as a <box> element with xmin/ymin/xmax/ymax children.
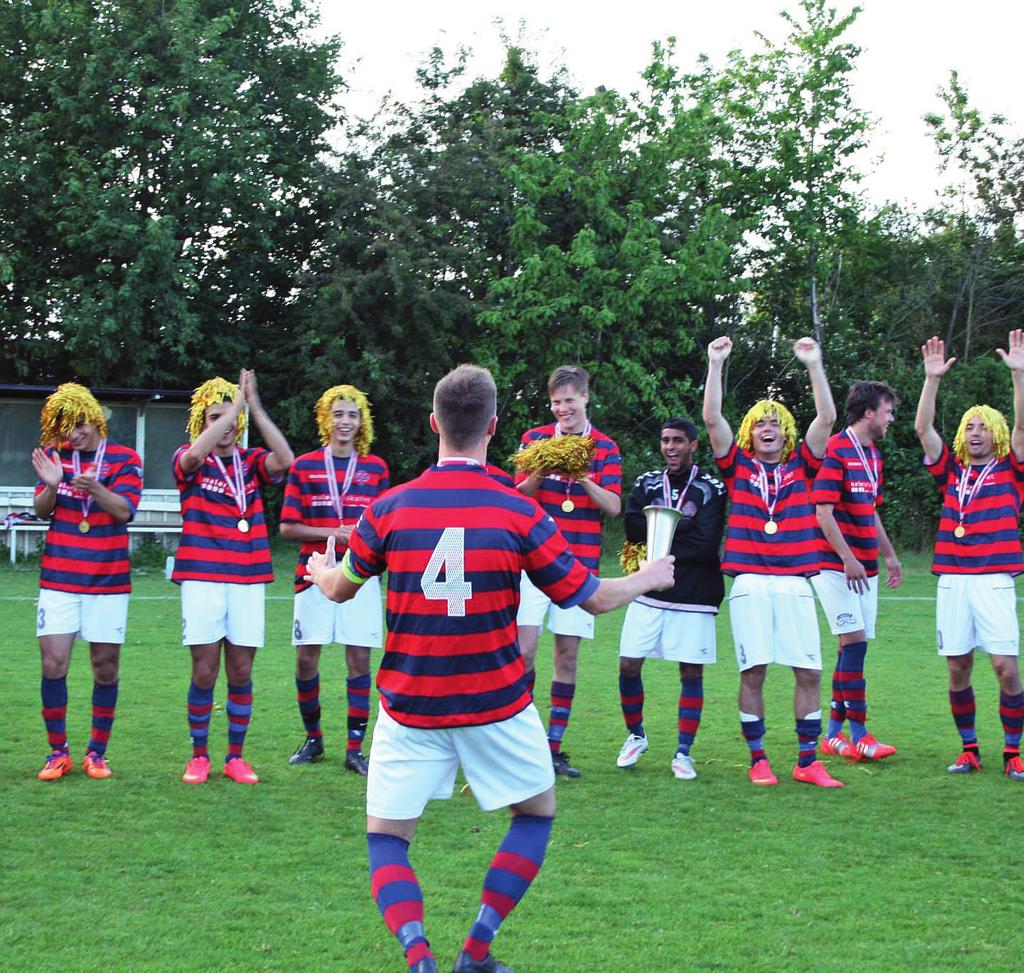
<box><xmin>1</xmin><ymin>548</ymin><xmax>1019</xmax><ymax>973</ymax></box>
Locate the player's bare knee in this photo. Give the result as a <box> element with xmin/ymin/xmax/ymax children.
<box><xmin>295</xmin><ymin>644</ymin><xmax>321</xmax><ymax>678</ymax></box>
<box><xmin>510</xmin><ymin>786</ymin><xmax>555</xmax><ymax>818</ymax></box>
<box><xmin>346</xmin><ymin>645</ymin><xmax>371</xmax><ymax>677</ymax></box>
<box><xmin>740</xmin><ymin>665</ymin><xmax>767</xmax><ymax>691</ymax></box>
<box><xmin>792</xmin><ymin>666</ymin><xmax>820</xmax><ymax>692</ymax></box>
<box><xmin>620</xmin><ymin>657</ymin><xmax>644</xmax><ymax>678</ymax></box>
<box><xmin>991</xmin><ymin>654</ymin><xmax>1021</xmax><ymax>691</ymax></box>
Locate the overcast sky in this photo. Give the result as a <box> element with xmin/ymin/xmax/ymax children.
<box><xmin>316</xmin><ymin>0</ymin><xmax>1023</xmax><ymax>212</ymax></box>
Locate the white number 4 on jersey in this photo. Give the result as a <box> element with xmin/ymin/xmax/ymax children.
<box><xmin>420</xmin><ymin>526</ymin><xmax>473</xmax><ymax>617</ymax></box>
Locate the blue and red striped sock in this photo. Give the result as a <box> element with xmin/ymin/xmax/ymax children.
<box><xmin>619</xmin><ymin>674</ymin><xmax>644</xmax><ymax>737</ymax></box>
<box><xmin>795</xmin><ymin>710</ymin><xmax>822</xmax><ymax>768</ymax></box>
<box><xmin>999</xmin><ymin>690</ymin><xmax>1024</xmax><ymax>757</ymax></box>
<box><xmin>225</xmin><ymin>681</ymin><xmax>253</xmax><ymax>763</ymax></box>
<box><xmin>347</xmin><ymin>674</ymin><xmax>371</xmax><ymax>752</ymax></box>
<box><xmin>678</xmin><ymin>678</ymin><xmax>704</xmax><ymax>755</ymax></box>
<box><xmin>88</xmin><ymin>680</ymin><xmax>118</xmax><ymax>756</ymax></box>
<box><xmin>949</xmin><ymin>687</ymin><xmax>977</xmax><ymax>748</ymax></box>
<box><xmin>368</xmin><ymin>833</ymin><xmax>432</xmax><ymax>969</ymax></box>
<box><xmin>836</xmin><ymin>641</ymin><xmax>868</xmax><ymax>742</ymax></box>
<box><xmin>41</xmin><ymin>675</ymin><xmax>68</xmax><ymax>753</ymax></box>
<box><xmin>740</xmin><ymin>711</ymin><xmax>767</xmax><ymax>766</ymax></box>
<box><xmin>548</xmin><ymin>681</ymin><xmax>575</xmax><ymax>754</ymax></box>
<box><xmin>462</xmin><ymin>814</ymin><xmax>554</xmax><ymax>963</ymax></box>
<box><xmin>187</xmin><ymin>681</ymin><xmax>213</xmax><ymax>758</ymax></box>
<box><xmin>296</xmin><ymin>674</ymin><xmax>321</xmax><ymax>738</ymax></box>
<box><xmin>827</xmin><ymin>645</ymin><xmax>846</xmax><ymax>738</ymax></box>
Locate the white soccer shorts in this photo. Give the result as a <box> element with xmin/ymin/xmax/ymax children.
<box><xmin>516</xmin><ymin>571</ymin><xmax>594</xmax><ymax>639</ymax></box>
<box><xmin>811</xmin><ymin>569</ymin><xmax>878</xmax><ymax>640</ymax></box>
<box><xmin>619</xmin><ymin>601</ymin><xmax>717</xmax><ymax>664</ymax></box>
<box><xmin>366</xmin><ymin>703</ymin><xmax>555</xmax><ymax>819</ymax></box>
<box><xmin>180</xmin><ymin>580</ymin><xmax>266</xmax><ymax>648</ymax></box>
<box><xmin>36</xmin><ymin>589</ymin><xmax>129</xmax><ymax>644</ymax></box>
<box><xmin>292</xmin><ymin>576</ymin><xmax>383</xmax><ymax>648</ymax></box>
<box><xmin>727</xmin><ymin>574</ymin><xmax>822</xmax><ymax>672</ymax></box>
<box><xmin>936</xmin><ymin>573</ymin><xmax>1019</xmax><ymax>657</ymax></box>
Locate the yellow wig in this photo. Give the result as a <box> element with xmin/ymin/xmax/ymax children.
<box><xmin>315</xmin><ymin>385</ymin><xmax>374</xmax><ymax>455</ymax></box>
<box><xmin>953</xmin><ymin>405</ymin><xmax>1009</xmax><ymax>464</ymax></box>
<box><xmin>39</xmin><ymin>383</ymin><xmax>107</xmax><ymax>446</ymax></box>
<box><xmin>187</xmin><ymin>377</ymin><xmax>247</xmax><ymax>443</ymax></box>
<box><xmin>737</xmin><ymin>400</ymin><xmax>798</xmax><ymax>459</ymax></box>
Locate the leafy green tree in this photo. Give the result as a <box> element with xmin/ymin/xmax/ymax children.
<box><xmin>0</xmin><ymin>0</ymin><xmax>342</xmax><ymax>386</ymax></box>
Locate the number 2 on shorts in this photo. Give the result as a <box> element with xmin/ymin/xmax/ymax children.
<box><xmin>420</xmin><ymin>526</ymin><xmax>473</xmax><ymax>616</ymax></box>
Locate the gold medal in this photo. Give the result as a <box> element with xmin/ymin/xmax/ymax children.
<box><xmin>561</xmin><ymin>499</ymin><xmax>575</xmax><ymax>513</ymax></box>
<box><xmin>764</xmin><ymin>520</ymin><xmax>778</xmax><ymax>535</ymax></box>
<box><xmin>954</xmin><ymin>524</ymin><xmax>966</xmax><ymax>539</ymax></box>
<box><xmin>238</xmin><ymin>518</ymin><xmax>250</xmax><ymax>534</ymax></box>
<box><xmin>78</xmin><ymin>520</ymin><xmax>90</xmax><ymax>534</ymax></box>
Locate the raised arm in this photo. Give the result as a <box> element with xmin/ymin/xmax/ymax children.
<box><xmin>914</xmin><ymin>336</ymin><xmax>955</xmax><ymax>465</ymax></box>
<box><xmin>794</xmin><ymin>337</ymin><xmax>837</xmax><ymax>457</ymax></box>
<box><xmin>996</xmin><ymin>328</ymin><xmax>1024</xmax><ymax>462</ymax></box>
<box><xmin>244</xmin><ymin>370</ymin><xmax>294</xmax><ymax>476</ymax></box>
<box><xmin>702</xmin><ymin>337</ymin><xmax>734</xmax><ymax>459</ymax></box>
<box><xmin>179</xmin><ymin>371</ymin><xmax>246</xmax><ymax>475</ymax></box>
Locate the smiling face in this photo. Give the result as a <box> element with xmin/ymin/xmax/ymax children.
<box><xmin>963</xmin><ymin>416</ymin><xmax>996</xmax><ymax>463</ymax></box>
<box><xmin>549</xmin><ymin>383</ymin><xmax>589</xmax><ymax>435</ymax></box>
<box><xmin>750</xmin><ymin>414</ymin><xmax>785</xmax><ymax>463</ymax></box>
<box><xmin>329</xmin><ymin>400</ymin><xmax>362</xmax><ymax>454</ymax></box>
<box><xmin>863</xmin><ymin>398</ymin><xmax>895</xmax><ymax>442</ymax></box>
<box><xmin>661</xmin><ymin>427</ymin><xmax>698</xmax><ymax>475</ymax></box>
<box><xmin>68</xmin><ymin>420</ymin><xmax>101</xmax><ymax>452</ymax></box>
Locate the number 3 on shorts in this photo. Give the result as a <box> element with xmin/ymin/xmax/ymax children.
<box><xmin>420</xmin><ymin>526</ymin><xmax>473</xmax><ymax>617</ymax></box>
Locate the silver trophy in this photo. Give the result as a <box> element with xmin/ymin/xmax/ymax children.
<box><xmin>644</xmin><ymin>504</ymin><xmax>682</xmax><ymax>560</ymax></box>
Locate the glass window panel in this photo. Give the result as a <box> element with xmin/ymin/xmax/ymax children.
<box><xmin>143</xmin><ymin>404</ymin><xmax>189</xmax><ymax>490</ymax></box>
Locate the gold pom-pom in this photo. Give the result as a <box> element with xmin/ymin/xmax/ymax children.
<box><xmin>512</xmin><ymin>436</ymin><xmax>595</xmax><ymax>479</ymax></box>
<box><xmin>187</xmin><ymin>377</ymin><xmax>247</xmax><ymax>443</ymax></box>
<box><xmin>315</xmin><ymin>384</ymin><xmax>374</xmax><ymax>454</ymax></box>
<box><xmin>39</xmin><ymin>383</ymin><xmax>107</xmax><ymax>445</ymax></box>
<box><xmin>619</xmin><ymin>540</ymin><xmax>646</xmax><ymax>575</ymax></box>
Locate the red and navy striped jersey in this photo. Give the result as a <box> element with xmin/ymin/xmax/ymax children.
<box><xmin>345</xmin><ymin>462</ymin><xmax>600</xmax><ymax>729</ymax></box>
<box><xmin>171</xmin><ymin>445</ymin><xmax>281</xmax><ymax>584</ymax></box>
<box><xmin>514</xmin><ymin>423</ymin><xmax>621</xmax><ymax>574</ymax></box>
<box><xmin>281</xmin><ymin>448</ymin><xmax>390</xmax><ymax>593</ymax></box>
<box><xmin>811</xmin><ymin>429</ymin><xmax>884</xmax><ymax>576</ymax></box>
<box><xmin>486</xmin><ymin>463</ymin><xmax>516</xmax><ymax>488</ymax></box>
<box><xmin>927</xmin><ymin>445</ymin><xmax>1024</xmax><ymax>576</ymax></box>
<box><xmin>715</xmin><ymin>440</ymin><xmax>823</xmax><ymax>577</ymax></box>
<box><xmin>36</xmin><ymin>441</ymin><xmax>142</xmax><ymax>594</ymax></box>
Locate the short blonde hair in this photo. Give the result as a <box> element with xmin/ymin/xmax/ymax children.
<box><xmin>737</xmin><ymin>400</ymin><xmax>797</xmax><ymax>459</ymax></box>
<box><xmin>315</xmin><ymin>385</ymin><xmax>374</xmax><ymax>455</ymax></box>
<box><xmin>39</xmin><ymin>383</ymin><xmax>107</xmax><ymax>446</ymax></box>
<box><xmin>954</xmin><ymin>405</ymin><xmax>1009</xmax><ymax>464</ymax></box>
<box><xmin>187</xmin><ymin>377</ymin><xmax>246</xmax><ymax>443</ymax></box>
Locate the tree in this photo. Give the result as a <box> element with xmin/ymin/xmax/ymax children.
<box><xmin>0</xmin><ymin>0</ymin><xmax>342</xmax><ymax>386</ymax></box>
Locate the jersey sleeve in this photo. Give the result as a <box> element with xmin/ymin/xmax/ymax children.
<box><xmin>811</xmin><ymin>446</ymin><xmax>844</xmax><ymax>506</ymax></box>
<box><xmin>594</xmin><ymin>441</ymin><xmax>622</xmax><ymax>496</ymax></box>
<box><xmin>713</xmin><ymin>441</ymin><xmax>740</xmax><ymax>487</ymax></box>
<box><xmin>345</xmin><ymin>504</ymin><xmax>386</xmax><ymax>580</ymax></box>
<box><xmin>623</xmin><ymin>477</ymin><xmax>648</xmax><ymax>543</ymax></box>
<box><xmin>1009</xmin><ymin>448</ymin><xmax>1024</xmax><ymax>498</ymax></box>
<box><xmin>924</xmin><ymin>444</ymin><xmax>953</xmax><ymax>494</ymax></box>
<box><xmin>251</xmin><ymin>447</ymin><xmax>283</xmax><ymax>486</ymax></box>
<box><xmin>799</xmin><ymin>439</ymin><xmax>823</xmax><ymax>478</ymax></box>
<box><xmin>172</xmin><ymin>445</ymin><xmax>197</xmax><ymax>485</ymax></box>
<box><xmin>110</xmin><ymin>450</ymin><xmax>143</xmax><ymax>519</ymax></box>
<box><xmin>280</xmin><ymin>463</ymin><xmax>304</xmax><ymax>523</ymax></box>
<box><xmin>521</xmin><ymin>510</ymin><xmax>600</xmax><ymax>609</ymax></box>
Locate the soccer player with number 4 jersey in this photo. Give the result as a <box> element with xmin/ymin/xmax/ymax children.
<box><xmin>914</xmin><ymin>332</ymin><xmax>1024</xmax><ymax>781</ymax></box>
<box><xmin>812</xmin><ymin>380</ymin><xmax>903</xmax><ymax>762</ymax></box>
<box><xmin>305</xmin><ymin>364</ymin><xmax>674</xmax><ymax>973</ymax></box>
<box><xmin>173</xmin><ymin>371</ymin><xmax>293</xmax><ymax>786</ymax></box>
<box><xmin>280</xmin><ymin>385</ymin><xmax>389</xmax><ymax>773</ymax></box>
<box><xmin>32</xmin><ymin>384</ymin><xmax>143</xmax><ymax>781</ymax></box>
<box><xmin>704</xmin><ymin>336</ymin><xmax>844</xmax><ymax>788</ymax></box>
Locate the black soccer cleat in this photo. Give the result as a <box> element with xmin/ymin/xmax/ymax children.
<box><xmin>411</xmin><ymin>958</ymin><xmax>439</xmax><ymax>973</ymax></box>
<box><xmin>552</xmin><ymin>751</ymin><xmax>581</xmax><ymax>778</ymax></box>
<box><xmin>452</xmin><ymin>949</ymin><xmax>515</xmax><ymax>973</ymax></box>
<box><xmin>288</xmin><ymin>736</ymin><xmax>325</xmax><ymax>765</ymax></box>
<box><xmin>344</xmin><ymin>749</ymin><xmax>369</xmax><ymax>776</ymax></box>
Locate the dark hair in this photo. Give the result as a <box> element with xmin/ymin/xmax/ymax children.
<box><xmin>432</xmin><ymin>365</ymin><xmax>497</xmax><ymax>449</ymax></box>
<box><xmin>662</xmin><ymin>416</ymin><xmax>698</xmax><ymax>442</ymax></box>
<box><xmin>845</xmin><ymin>381</ymin><xmax>898</xmax><ymax>425</ymax></box>
<box><xmin>547</xmin><ymin>365</ymin><xmax>589</xmax><ymax>396</ymax></box>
